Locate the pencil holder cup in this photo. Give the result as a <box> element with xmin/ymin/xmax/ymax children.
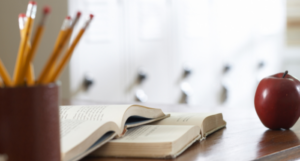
<box><xmin>0</xmin><ymin>83</ymin><xmax>61</xmax><ymax>161</ymax></box>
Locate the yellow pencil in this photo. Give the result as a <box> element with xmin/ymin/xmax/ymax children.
<box><xmin>25</xmin><ymin>49</ymin><xmax>35</xmax><ymax>85</ymax></box>
<box><xmin>13</xmin><ymin>1</ymin><xmax>37</xmax><ymax>86</ymax></box>
<box><xmin>45</xmin><ymin>13</ymin><xmax>80</xmax><ymax>83</ymax></box>
<box><xmin>37</xmin><ymin>12</ymin><xmax>81</xmax><ymax>84</ymax></box>
<box><xmin>23</xmin><ymin>38</ymin><xmax>35</xmax><ymax>85</ymax></box>
<box><xmin>0</xmin><ymin>59</ymin><xmax>13</xmax><ymax>87</ymax></box>
<box><xmin>18</xmin><ymin>13</ymin><xmax>35</xmax><ymax>85</ymax></box>
<box><xmin>46</xmin><ymin>16</ymin><xmax>71</xmax><ymax>82</ymax></box>
<box><xmin>16</xmin><ymin>13</ymin><xmax>31</xmax><ymax>85</ymax></box>
<box><xmin>26</xmin><ymin>64</ymin><xmax>35</xmax><ymax>85</ymax></box>
<box><xmin>13</xmin><ymin>14</ymin><xmax>28</xmax><ymax>86</ymax></box>
<box><xmin>48</xmin><ymin>14</ymin><xmax>94</xmax><ymax>83</ymax></box>
<box><xmin>46</xmin><ymin>29</ymin><xmax>74</xmax><ymax>82</ymax></box>
<box><xmin>25</xmin><ymin>5</ymin><xmax>37</xmax><ymax>85</ymax></box>
<box><xmin>18</xmin><ymin>6</ymin><xmax>51</xmax><ymax>86</ymax></box>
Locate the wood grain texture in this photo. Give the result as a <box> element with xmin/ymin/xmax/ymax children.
<box><xmin>62</xmin><ymin>100</ymin><xmax>300</xmax><ymax>161</ymax></box>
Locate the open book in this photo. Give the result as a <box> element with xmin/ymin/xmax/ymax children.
<box><xmin>60</xmin><ymin>104</ymin><xmax>169</xmax><ymax>161</ymax></box>
<box><xmin>91</xmin><ymin>112</ymin><xmax>226</xmax><ymax>158</ymax></box>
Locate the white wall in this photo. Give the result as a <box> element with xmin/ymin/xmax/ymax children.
<box><xmin>68</xmin><ymin>0</ymin><xmax>286</xmax><ymax>107</ymax></box>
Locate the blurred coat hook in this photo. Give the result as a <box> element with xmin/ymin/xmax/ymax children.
<box><xmin>182</xmin><ymin>63</ymin><xmax>193</xmax><ymax>78</ymax></box>
<box><xmin>137</xmin><ymin>69</ymin><xmax>147</xmax><ymax>84</ymax></box>
<box><xmin>135</xmin><ymin>67</ymin><xmax>148</xmax><ymax>102</ymax></box>
<box><xmin>83</xmin><ymin>73</ymin><xmax>94</xmax><ymax>90</ymax></box>
<box><xmin>135</xmin><ymin>88</ymin><xmax>148</xmax><ymax>102</ymax></box>
<box><xmin>220</xmin><ymin>64</ymin><xmax>231</xmax><ymax>104</ymax></box>
<box><xmin>180</xmin><ymin>64</ymin><xmax>193</xmax><ymax>104</ymax></box>
<box><xmin>180</xmin><ymin>81</ymin><xmax>192</xmax><ymax>104</ymax></box>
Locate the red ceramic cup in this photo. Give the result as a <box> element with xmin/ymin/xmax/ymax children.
<box><xmin>0</xmin><ymin>84</ymin><xmax>61</xmax><ymax>161</ymax></box>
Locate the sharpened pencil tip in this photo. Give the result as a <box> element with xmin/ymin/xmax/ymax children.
<box><xmin>43</xmin><ymin>6</ymin><xmax>51</xmax><ymax>14</ymax></box>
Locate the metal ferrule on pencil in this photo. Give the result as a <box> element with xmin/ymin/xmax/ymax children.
<box><xmin>18</xmin><ymin>17</ymin><xmax>25</xmax><ymax>30</ymax></box>
<box><xmin>61</xmin><ymin>18</ymin><xmax>71</xmax><ymax>30</ymax></box>
<box><xmin>26</xmin><ymin>3</ymin><xmax>37</xmax><ymax>18</ymax></box>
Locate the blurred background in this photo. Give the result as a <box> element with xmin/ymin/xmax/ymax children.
<box><xmin>0</xmin><ymin>0</ymin><xmax>299</xmax><ymax>108</ymax></box>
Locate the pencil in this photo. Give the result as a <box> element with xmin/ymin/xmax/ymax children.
<box><xmin>18</xmin><ymin>14</ymin><xmax>28</xmax><ymax>50</ymax></box>
<box><xmin>13</xmin><ymin>13</ymin><xmax>27</xmax><ymax>86</ymax></box>
<box><xmin>26</xmin><ymin>64</ymin><xmax>35</xmax><ymax>85</ymax></box>
<box><xmin>18</xmin><ymin>13</ymin><xmax>26</xmax><ymax>33</ymax></box>
<box><xmin>37</xmin><ymin>12</ymin><xmax>81</xmax><ymax>84</ymax></box>
<box><xmin>47</xmin><ymin>16</ymin><xmax>71</xmax><ymax>82</ymax></box>
<box><xmin>16</xmin><ymin>13</ymin><xmax>30</xmax><ymax>86</ymax></box>
<box><xmin>48</xmin><ymin>14</ymin><xmax>94</xmax><ymax>83</ymax></box>
<box><xmin>13</xmin><ymin>1</ymin><xmax>37</xmax><ymax>86</ymax></box>
<box><xmin>0</xmin><ymin>59</ymin><xmax>13</xmax><ymax>87</ymax></box>
<box><xmin>18</xmin><ymin>13</ymin><xmax>35</xmax><ymax>85</ymax></box>
<box><xmin>18</xmin><ymin>6</ymin><xmax>51</xmax><ymax>86</ymax></box>
<box><xmin>25</xmin><ymin>49</ymin><xmax>35</xmax><ymax>85</ymax></box>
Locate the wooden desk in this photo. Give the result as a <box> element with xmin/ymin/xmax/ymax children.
<box><xmin>63</xmin><ymin>100</ymin><xmax>300</xmax><ymax>161</ymax></box>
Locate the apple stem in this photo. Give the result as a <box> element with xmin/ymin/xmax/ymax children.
<box><xmin>282</xmin><ymin>70</ymin><xmax>288</xmax><ymax>78</ymax></box>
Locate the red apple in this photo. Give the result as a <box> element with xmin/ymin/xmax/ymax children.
<box><xmin>254</xmin><ymin>71</ymin><xmax>300</xmax><ymax>130</ymax></box>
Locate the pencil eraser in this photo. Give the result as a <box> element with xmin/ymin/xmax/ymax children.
<box><xmin>19</xmin><ymin>13</ymin><xmax>26</xmax><ymax>18</ymax></box>
<box><xmin>76</xmin><ymin>11</ymin><xmax>81</xmax><ymax>17</ymax></box>
<box><xmin>43</xmin><ymin>6</ymin><xmax>51</xmax><ymax>14</ymax></box>
<box><xmin>66</xmin><ymin>16</ymin><xmax>71</xmax><ymax>20</ymax></box>
<box><xmin>29</xmin><ymin>1</ymin><xmax>37</xmax><ymax>5</ymax></box>
<box><xmin>89</xmin><ymin>14</ymin><xmax>94</xmax><ymax>19</ymax></box>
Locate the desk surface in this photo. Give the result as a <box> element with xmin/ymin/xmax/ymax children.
<box><xmin>63</xmin><ymin>100</ymin><xmax>300</xmax><ymax>161</ymax></box>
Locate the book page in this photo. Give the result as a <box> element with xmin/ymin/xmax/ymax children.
<box><xmin>60</xmin><ymin>105</ymin><xmax>166</xmax><ymax>133</ymax></box>
<box><xmin>151</xmin><ymin>113</ymin><xmax>226</xmax><ymax>137</ymax></box>
<box><xmin>61</xmin><ymin>119</ymin><xmax>119</xmax><ymax>161</ymax></box>
<box><xmin>151</xmin><ymin>113</ymin><xmax>209</xmax><ymax>127</ymax></box>
<box><xmin>60</xmin><ymin>105</ymin><xmax>132</xmax><ymax>129</ymax></box>
<box><xmin>92</xmin><ymin>125</ymin><xmax>200</xmax><ymax>158</ymax></box>
<box><xmin>111</xmin><ymin>125</ymin><xmax>192</xmax><ymax>142</ymax></box>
